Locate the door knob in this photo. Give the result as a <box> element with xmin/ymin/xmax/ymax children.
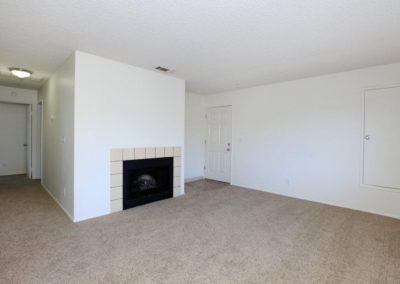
<box><xmin>23</xmin><ymin>144</ymin><xmax>28</xmax><ymax>147</ymax></box>
<box><xmin>226</xmin><ymin>148</ymin><xmax>231</xmax><ymax>151</ymax></box>
<box><xmin>364</xmin><ymin>135</ymin><xmax>371</xmax><ymax>141</ymax></box>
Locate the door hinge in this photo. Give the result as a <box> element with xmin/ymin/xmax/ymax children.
<box><xmin>204</xmin><ymin>139</ymin><xmax>207</xmax><ymax>144</ymax></box>
<box><xmin>204</xmin><ymin>165</ymin><xmax>206</xmax><ymax>170</ymax></box>
<box><xmin>205</xmin><ymin>114</ymin><xmax>207</xmax><ymax>119</ymax></box>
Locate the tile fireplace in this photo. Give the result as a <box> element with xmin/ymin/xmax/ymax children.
<box><xmin>110</xmin><ymin>147</ymin><xmax>181</xmax><ymax>213</ymax></box>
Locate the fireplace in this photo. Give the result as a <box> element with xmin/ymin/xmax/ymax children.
<box><xmin>110</xmin><ymin>147</ymin><xmax>181</xmax><ymax>213</ymax></box>
<box><xmin>123</xmin><ymin>157</ymin><xmax>173</xmax><ymax>209</ymax></box>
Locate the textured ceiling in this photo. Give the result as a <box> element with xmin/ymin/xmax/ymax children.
<box><xmin>1</xmin><ymin>0</ymin><xmax>400</xmax><ymax>94</ymax></box>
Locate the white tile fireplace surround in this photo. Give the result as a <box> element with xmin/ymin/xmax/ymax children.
<box><xmin>110</xmin><ymin>147</ymin><xmax>182</xmax><ymax>213</ymax></box>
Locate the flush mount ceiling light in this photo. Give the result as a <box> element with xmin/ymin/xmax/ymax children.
<box><xmin>9</xmin><ymin>67</ymin><xmax>33</xmax><ymax>79</ymax></box>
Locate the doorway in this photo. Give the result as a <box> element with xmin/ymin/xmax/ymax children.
<box><xmin>205</xmin><ymin>106</ymin><xmax>232</xmax><ymax>183</ymax></box>
<box><xmin>0</xmin><ymin>102</ymin><xmax>32</xmax><ymax>177</ymax></box>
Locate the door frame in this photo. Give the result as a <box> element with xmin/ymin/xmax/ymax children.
<box><xmin>204</xmin><ymin>105</ymin><xmax>233</xmax><ymax>184</ymax></box>
<box><xmin>360</xmin><ymin>83</ymin><xmax>400</xmax><ymax>193</ymax></box>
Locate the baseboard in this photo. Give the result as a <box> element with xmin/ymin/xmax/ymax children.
<box><xmin>0</xmin><ymin>172</ymin><xmax>27</xmax><ymax>176</ymax></box>
<box><xmin>185</xmin><ymin>176</ymin><xmax>204</xmax><ymax>183</ymax></box>
<box><xmin>41</xmin><ymin>182</ymin><xmax>75</xmax><ymax>222</ymax></box>
<box><xmin>232</xmin><ymin>182</ymin><xmax>400</xmax><ymax>220</ymax></box>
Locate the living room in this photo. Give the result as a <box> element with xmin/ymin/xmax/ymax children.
<box><xmin>1</xmin><ymin>1</ymin><xmax>399</xmax><ymax>283</ymax></box>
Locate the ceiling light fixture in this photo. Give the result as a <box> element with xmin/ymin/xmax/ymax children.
<box><xmin>9</xmin><ymin>67</ymin><xmax>33</xmax><ymax>79</ymax></box>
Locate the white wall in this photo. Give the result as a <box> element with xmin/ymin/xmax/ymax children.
<box><xmin>38</xmin><ymin>53</ymin><xmax>75</xmax><ymax>219</ymax></box>
<box><xmin>184</xmin><ymin>92</ymin><xmax>205</xmax><ymax>181</ymax></box>
<box><xmin>206</xmin><ymin>62</ymin><xmax>400</xmax><ymax>219</ymax></box>
<box><xmin>74</xmin><ymin>51</ymin><xmax>185</xmax><ymax>221</ymax></box>
<box><xmin>0</xmin><ymin>86</ymin><xmax>39</xmax><ymax>178</ymax></box>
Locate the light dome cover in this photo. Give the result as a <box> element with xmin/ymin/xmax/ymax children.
<box><xmin>9</xmin><ymin>68</ymin><xmax>33</xmax><ymax>79</ymax></box>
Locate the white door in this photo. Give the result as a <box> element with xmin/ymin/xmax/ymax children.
<box><xmin>363</xmin><ymin>86</ymin><xmax>400</xmax><ymax>189</ymax></box>
<box><xmin>0</xmin><ymin>103</ymin><xmax>28</xmax><ymax>176</ymax></box>
<box><xmin>37</xmin><ymin>102</ymin><xmax>43</xmax><ymax>179</ymax></box>
<box><xmin>26</xmin><ymin>105</ymin><xmax>32</xmax><ymax>178</ymax></box>
<box><xmin>205</xmin><ymin>106</ymin><xmax>232</xmax><ymax>183</ymax></box>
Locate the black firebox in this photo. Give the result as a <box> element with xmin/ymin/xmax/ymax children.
<box><xmin>123</xmin><ymin>157</ymin><xmax>173</xmax><ymax>210</ymax></box>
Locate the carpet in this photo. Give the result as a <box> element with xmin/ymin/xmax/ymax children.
<box><xmin>1</xmin><ymin>175</ymin><xmax>399</xmax><ymax>283</ymax></box>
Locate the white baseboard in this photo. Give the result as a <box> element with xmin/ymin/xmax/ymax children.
<box><xmin>232</xmin><ymin>182</ymin><xmax>400</xmax><ymax>220</ymax></box>
<box><xmin>185</xmin><ymin>176</ymin><xmax>204</xmax><ymax>183</ymax></box>
<box><xmin>41</xmin><ymin>182</ymin><xmax>75</xmax><ymax>222</ymax></box>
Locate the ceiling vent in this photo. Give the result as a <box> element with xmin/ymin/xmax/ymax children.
<box><xmin>155</xmin><ymin>66</ymin><xmax>170</xmax><ymax>72</ymax></box>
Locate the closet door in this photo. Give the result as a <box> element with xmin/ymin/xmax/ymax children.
<box><xmin>363</xmin><ymin>86</ymin><xmax>400</xmax><ymax>189</ymax></box>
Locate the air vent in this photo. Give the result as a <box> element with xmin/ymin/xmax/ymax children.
<box><xmin>155</xmin><ymin>66</ymin><xmax>170</xmax><ymax>72</ymax></box>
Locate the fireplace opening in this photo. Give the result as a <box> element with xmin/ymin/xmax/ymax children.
<box><xmin>123</xmin><ymin>157</ymin><xmax>173</xmax><ymax>210</ymax></box>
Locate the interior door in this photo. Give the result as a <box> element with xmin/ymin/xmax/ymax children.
<box><xmin>363</xmin><ymin>86</ymin><xmax>400</xmax><ymax>189</ymax></box>
<box><xmin>0</xmin><ymin>102</ymin><xmax>28</xmax><ymax>176</ymax></box>
<box><xmin>37</xmin><ymin>101</ymin><xmax>43</xmax><ymax>179</ymax></box>
<box><xmin>205</xmin><ymin>106</ymin><xmax>232</xmax><ymax>183</ymax></box>
<box><xmin>26</xmin><ymin>104</ymin><xmax>32</xmax><ymax>178</ymax></box>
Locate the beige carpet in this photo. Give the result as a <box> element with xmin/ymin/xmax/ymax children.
<box><xmin>1</xmin><ymin>175</ymin><xmax>400</xmax><ymax>283</ymax></box>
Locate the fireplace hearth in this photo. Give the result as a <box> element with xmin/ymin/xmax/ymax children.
<box><xmin>123</xmin><ymin>157</ymin><xmax>173</xmax><ymax>209</ymax></box>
